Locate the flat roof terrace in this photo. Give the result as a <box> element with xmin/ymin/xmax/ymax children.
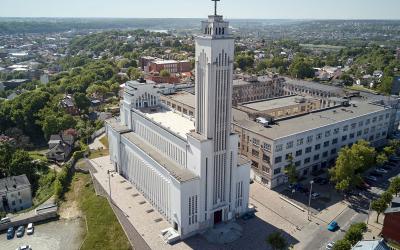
<box><xmin>141</xmin><ymin>107</ymin><xmax>195</xmax><ymax>138</ymax></box>
<box><xmin>242</xmin><ymin>96</ymin><xmax>313</xmax><ymax>111</ymax></box>
<box><xmin>233</xmin><ymin>102</ymin><xmax>389</xmax><ymax>140</ymax></box>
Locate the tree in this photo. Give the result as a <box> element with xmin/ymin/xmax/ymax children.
<box><xmin>284</xmin><ymin>155</ymin><xmax>297</xmax><ymax>184</ymax></box>
<box><xmin>266</xmin><ymin>232</ymin><xmax>287</xmax><ymax>250</ymax></box>
<box><xmin>381</xmin><ymin>191</ymin><xmax>393</xmax><ymax>204</ymax></box>
<box><xmin>159</xmin><ymin>69</ymin><xmax>171</xmax><ymax>77</ymax></box>
<box><xmin>86</xmin><ymin>84</ymin><xmax>109</xmax><ymax>101</ymax></box>
<box><xmin>10</xmin><ymin>150</ymin><xmax>37</xmax><ymax>182</ymax></box>
<box><xmin>288</xmin><ymin>58</ymin><xmax>314</xmax><ymax>79</ymax></box>
<box><xmin>73</xmin><ymin>92</ymin><xmax>91</xmax><ymax>112</ymax></box>
<box><xmin>333</xmin><ymin>239</ymin><xmax>351</xmax><ymax>250</ymax></box>
<box><xmin>371</xmin><ymin>198</ymin><xmax>388</xmax><ymax>223</ymax></box>
<box><xmin>344</xmin><ymin>223</ymin><xmax>367</xmax><ymax>245</ymax></box>
<box><xmin>340</xmin><ymin>73</ymin><xmax>354</xmax><ymax>86</ymax></box>
<box><xmin>376</xmin><ymin>152</ymin><xmax>388</xmax><ymax>167</ymax></box>
<box><xmin>127</xmin><ymin>67</ymin><xmax>143</xmax><ymax>80</ymax></box>
<box><xmin>389</xmin><ymin>177</ymin><xmax>400</xmax><ymax>196</ymax></box>
<box><xmin>383</xmin><ymin>146</ymin><xmax>395</xmax><ymax>157</ymax></box>
<box><xmin>236</xmin><ymin>54</ymin><xmax>254</xmax><ymax>71</ymax></box>
<box><xmin>378</xmin><ymin>76</ymin><xmax>393</xmax><ymax>95</ymax></box>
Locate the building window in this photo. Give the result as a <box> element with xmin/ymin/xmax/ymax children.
<box><xmin>331</xmin><ymin>148</ymin><xmax>337</xmax><ymax>155</ymax></box>
<box><xmin>366</xmin><ymin>119</ymin><xmax>370</xmax><ymax>125</ymax></box>
<box><xmin>313</xmin><ymin>154</ymin><xmax>320</xmax><ymax>161</ymax></box>
<box><xmin>372</xmin><ymin>117</ymin><xmax>377</xmax><ymax>123</ymax></box>
<box><xmin>325</xmin><ymin>130</ymin><xmax>331</xmax><ymax>137</ymax></box>
<box><xmin>342</xmin><ymin>135</ymin><xmax>347</xmax><ymax>141</ymax></box>
<box><xmin>263</xmin><ymin>154</ymin><xmax>270</xmax><ymax>163</ymax></box>
<box><xmin>385</xmin><ymin>113</ymin><xmax>390</xmax><ymax>119</ymax></box>
<box><xmin>275</xmin><ymin>156</ymin><xmax>282</xmax><ymax>164</ymax></box>
<box><xmin>286</xmin><ymin>141</ymin><xmax>293</xmax><ymax>149</ymax></box>
<box><xmin>371</xmin><ymin>126</ymin><xmax>376</xmax><ymax>132</ymax></box>
<box><xmin>252</xmin><ymin>149</ymin><xmax>259</xmax><ymax>157</ymax></box>
<box><xmin>262</xmin><ymin>165</ymin><xmax>270</xmax><ymax>173</ymax></box>
<box><xmin>306</xmin><ymin>135</ymin><xmax>313</xmax><ymax>144</ymax></box>
<box><xmin>251</xmin><ymin>160</ymin><xmax>259</xmax><ymax>168</ymax></box>
<box><xmin>333</xmin><ymin>128</ymin><xmax>340</xmax><ymax>135</ymax></box>
<box><xmin>343</xmin><ymin>125</ymin><xmax>349</xmax><ymax>132</ymax></box>
<box><xmin>322</xmin><ymin>151</ymin><xmax>328</xmax><ymax>158</ymax></box>
<box><xmin>276</xmin><ymin>144</ymin><xmax>283</xmax><ymax>152</ymax></box>
<box><xmin>296</xmin><ymin>150</ymin><xmax>302</xmax><ymax>157</ymax></box>
<box><xmin>285</xmin><ymin>153</ymin><xmax>293</xmax><ymax>160</ymax></box>
<box><xmin>332</xmin><ymin>138</ymin><xmax>338</xmax><ymax>144</ymax></box>
<box><xmin>305</xmin><ymin>147</ymin><xmax>312</xmax><ymax>154</ymax></box>
<box><xmin>369</xmin><ymin>135</ymin><xmax>374</xmax><ymax>141</ymax></box>
<box><xmin>358</xmin><ymin>121</ymin><xmax>364</xmax><ymax>127</ymax></box>
<box><xmin>351</xmin><ymin>123</ymin><xmax>357</xmax><ymax>129</ymax></box>
<box><xmin>316</xmin><ymin>133</ymin><xmax>322</xmax><ymax>140</ymax></box>
<box><xmin>323</xmin><ymin>141</ymin><xmax>330</xmax><ymax>147</ymax></box>
<box><xmin>295</xmin><ymin>161</ymin><xmax>301</xmax><ymax>167</ymax></box>
<box><xmin>304</xmin><ymin>157</ymin><xmax>311</xmax><ymax>164</ymax></box>
<box><xmin>349</xmin><ymin>133</ymin><xmax>355</xmax><ymax>139</ymax></box>
<box><xmin>274</xmin><ymin>168</ymin><xmax>281</xmax><ymax>175</ymax></box>
<box><xmin>297</xmin><ymin>138</ymin><xmax>304</xmax><ymax>146</ymax></box>
<box><xmin>315</xmin><ymin>144</ymin><xmax>321</xmax><ymax>150</ymax></box>
<box><xmin>263</xmin><ymin>143</ymin><xmax>271</xmax><ymax>152</ymax></box>
<box><xmin>357</xmin><ymin>130</ymin><xmax>362</xmax><ymax>137</ymax></box>
<box><xmin>252</xmin><ymin>138</ymin><xmax>260</xmax><ymax>146</ymax></box>
<box><xmin>364</xmin><ymin>128</ymin><xmax>369</xmax><ymax>134</ymax></box>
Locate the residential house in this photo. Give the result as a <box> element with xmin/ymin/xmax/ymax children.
<box><xmin>0</xmin><ymin>174</ymin><xmax>32</xmax><ymax>213</ymax></box>
<box><xmin>59</xmin><ymin>95</ymin><xmax>79</xmax><ymax>115</ymax></box>
<box><xmin>381</xmin><ymin>197</ymin><xmax>400</xmax><ymax>245</ymax></box>
<box><xmin>351</xmin><ymin>239</ymin><xmax>389</xmax><ymax>250</ymax></box>
<box><xmin>46</xmin><ymin>132</ymin><xmax>75</xmax><ymax>162</ymax></box>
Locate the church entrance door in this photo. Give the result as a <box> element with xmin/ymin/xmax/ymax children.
<box><xmin>213</xmin><ymin>210</ymin><xmax>222</xmax><ymax>224</ymax></box>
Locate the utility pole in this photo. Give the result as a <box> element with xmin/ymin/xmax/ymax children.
<box><xmin>366</xmin><ymin>199</ymin><xmax>372</xmax><ymax>225</ymax></box>
<box><xmin>308</xmin><ymin>180</ymin><xmax>314</xmax><ymax>221</ymax></box>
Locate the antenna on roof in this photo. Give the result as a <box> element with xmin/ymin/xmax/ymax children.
<box><xmin>212</xmin><ymin>0</ymin><xmax>220</xmax><ymax>16</ymax></box>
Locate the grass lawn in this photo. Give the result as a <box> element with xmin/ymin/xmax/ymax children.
<box><xmin>70</xmin><ymin>173</ymin><xmax>131</xmax><ymax>250</ymax></box>
<box><xmin>346</xmin><ymin>85</ymin><xmax>378</xmax><ymax>94</ymax></box>
<box><xmin>89</xmin><ymin>148</ymin><xmax>109</xmax><ymax>159</ymax></box>
<box><xmin>99</xmin><ymin>136</ymin><xmax>109</xmax><ymax>148</ymax></box>
<box><xmin>28</xmin><ymin>148</ymin><xmax>48</xmax><ymax>161</ymax></box>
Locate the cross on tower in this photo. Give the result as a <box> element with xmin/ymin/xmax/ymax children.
<box><xmin>212</xmin><ymin>0</ymin><xmax>220</xmax><ymax>16</ymax></box>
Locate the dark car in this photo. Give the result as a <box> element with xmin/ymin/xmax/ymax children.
<box><xmin>7</xmin><ymin>227</ymin><xmax>15</xmax><ymax>240</ymax></box>
<box><xmin>16</xmin><ymin>226</ymin><xmax>24</xmax><ymax>238</ymax></box>
<box><xmin>242</xmin><ymin>212</ymin><xmax>255</xmax><ymax>220</ymax></box>
<box><xmin>370</xmin><ymin>171</ymin><xmax>383</xmax><ymax>177</ymax></box>
<box><xmin>382</xmin><ymin>165</ymin><xmax>392</xmax><ymax>170</ymax></box>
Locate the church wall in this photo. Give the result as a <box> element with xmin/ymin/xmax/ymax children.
<box><xmin>106</xmin><ymin>124</ymin><xmax>121</xmax><ymax>172</ymax></box>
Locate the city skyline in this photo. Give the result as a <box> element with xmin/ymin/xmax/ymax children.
<box><xmin>1</xmin><ymin>0</ymin><xmax>400</xmax><ymax>20</ymax></box>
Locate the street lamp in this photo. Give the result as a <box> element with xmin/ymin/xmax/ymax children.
<box><xmin>107</xmin><ymin>170</ymin><xmax>112</xmax><ymax>204</ymax></box>
<box><xmin>308</xmin><ymin>180</ymin><xmax>314</xmax><ymax>221</ymax></box>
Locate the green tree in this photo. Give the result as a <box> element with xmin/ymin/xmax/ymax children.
<box><xmin>378</xmin><ymin>76</ymin><xmax>393</xmax><ymax>95</ymax></box>
<box><xmin>340</xmin><ymin>73</ymin><xmax>354</xmax><ymax>86</ymax></box>
<box><xmin>0</xmin><ymin>142</ymin><xmax>16</xmax><ymax>177</ymax></box>
<box><xmin>284</xmin><ymin>155</ymin><xmax>297</xmax><ymax>184</ymax></box>
<box><xmin>159</xmin><ymin>69</ymin><xmax>171</xmax><ymax>77</ymax></box>
<box><xmin>344</xmin><ymin>222</ymin><xmax>367</xmax><ymax>245</ymax></box>
<box><xmin>381</xmin><ymin>191</ymin><xmax>393</xmax><ymax>204</ymax></box>
<box><xmin>127</xmin><ymin>67</ymin><xmax>143</xmax><ymax>80</ymax></box>
<box><xmin>383</xmin><ymin>146</ymin><xmax>395</xmax><ymax>157</ymax></box>
<box><xmin>371</xmin><ymin>198</ymin><xmax>388</xmax><ymax>223</ymax></box>
<box><xmin>333</xmin><ymin>239</ymin><xmax>351</xmax><ymax>250</ymax></box>
<box><xmin>73</xmin><ymin>92</ymin><xmax>91</xmax><ymax>112</ymax></box>
<box><xmin>236</xmin><ymin>54</ymin><xmax>254</xmax><ymax>71</ymax></box>
<box><xmin>376</xmin><ymin>152</ymin><xmax>388</xmax><ymax>167</ymax></box>
<box><xmin>266</xmin><ymin>232</ymin><xmax>287</xmax><ymax>250</ymax></box>
<box><xmin>10</xmin><ymin>150</ymin><xmax>37</xmax><ymax>182</ymax></box>
<box><xmin>86</xmin><ymin>84</ymin><xmax>109</xmax><ymax>101</ymax></box>
<box><xmin>389</xmin><ymin>177</ymin><xmax>400</xmax><ymax>196</ymax></box>
<box><xmin>289</xmin><ymin>58</ymin><xmax>314</xmax><ymax>79</ymax></box>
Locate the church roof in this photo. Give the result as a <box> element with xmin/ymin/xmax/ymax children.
<box><xmin>122</xmin><ymin>132</ymin><xmax>198</xmax><ymax>183</ymax></box>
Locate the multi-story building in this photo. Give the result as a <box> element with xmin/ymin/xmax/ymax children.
<box><xmin>232</xmin><ymin>76</ymin><xmax>285</xmax><ymax>105</ymax></box>
<box><xmin>107</xmin><ymin>6</ymin><xmax>250</xmax><ymax>241</ymax></box>
<box><xmin>0</xmin><ymin>174</ymin><xmax>32</xmax><ymax>213</ymax></box>
<box><xmin>148</xmin><ymin>59</ymin><xmax>192</xmax><ymax>74</ymax></box>
<box><xmin>232</xmin><ymin>102</ymin><xmax>392</xmax><ymax>188</ymax></box>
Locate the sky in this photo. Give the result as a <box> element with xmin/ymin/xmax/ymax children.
<box><xmin>0</xmin><ymin>0</ymin><xmax>399</xmax><ymax>20</ymax></box>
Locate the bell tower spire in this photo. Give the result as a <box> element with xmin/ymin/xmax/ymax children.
<box><xmin>212</xmin><ymin>0</ymin><xmax>220</xmax><ymax>16</ymax></box>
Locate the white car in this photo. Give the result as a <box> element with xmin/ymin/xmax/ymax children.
<box><xmin>366</xmin><ymin>175</ymin><xmax>378</xmax><ymax>182</ymax></box>
<box><xmin>0</xmin><ymin>217</ymin><xmax>10</xmax><ymax>224</ymax></box>
<box><xmin>375</xmin><ymin>168</ymin><xmax>388</xmax><ymax>174</ymax></box>
<box><xmin>326</xmin><ymin>241</ymin><xmax>335</xmax><ymax>249</ymax></box>
<box><xmin>311</xmin><ymin>192</ymin><xmax>320</xmax><ymax>199</ymax></box>
<box><xmin>26</xmin><ymin>223</ymin><xmax>34</xmax><ymax>235</ymax></box>
<box><xmin>16</xmin><ymin>245</ymin><xmax>31</xmax><ymax>250</ymax></box>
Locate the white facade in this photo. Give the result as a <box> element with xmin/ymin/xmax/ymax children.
<box><xmin>106</xmin><ymin>9</ymin><xmax>250</xmax><ymax>240</ymax></box>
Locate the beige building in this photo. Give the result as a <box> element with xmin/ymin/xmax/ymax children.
<box><xmin>235</xmin><ymin>95</ymin><xmax>321</xmax><ymax>120</ymax></box>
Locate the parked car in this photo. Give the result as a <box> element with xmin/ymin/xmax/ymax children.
<box><xmin>16</xmin><ymin>226</ymin><xmax>25</xmax><ymax>238</ymax></box>
<box><xmin>326</xmin><ymin>241</ymin><xmax>335</xmax><ymax>249</ymax></box>
<box><xmin>366</xmin><ymin>175</ymin><xmax>378</xmax><ymax>182</ymax></box>
<box><xmin>314</xmin><ymin>177</ymin><xmax>329</xmax><ymax>185</ymax></box>
<box><xmin>26</xmin><ymin>223</ymin><xmax>34</xmax><ymax>235</ymax></box>
<box><xmin>242</xmin><ymin>212</ymin><xmax>255</xmax><ymax>220</ymax></box>
<box><xmin>311</xmin><ymin>192</ymin><xmax>320</xmax><ymax>199</ymax></box>
<box><xmin>370</xmin><ymin>171</ymin><xmax>383</xmax><ymax>177</ymax></box>
<box><xmin>0</xmin><ymin>217</ymin><xmax>11</xmax><ymax>224</ymax></box>
<box><xmin>7</xmin><ymin>227</ymin><xmax>15</xmax><ymax>240</ymax></box>
<box><xmin>327</xmin><ymin>221</ymin><xmax>339</xmax><ymax>231</ymax></box>
<box><xmin>375</xmin><ymin>168</ymin><xmax>388</xmax><ymax>174</ymax></box>
<box><xmin>16</xmin><ymin>245</ymin><xmax>32</xmax><ymax>250</ymax></box>
<box><xmin>382</xmin><ymin>165</ymin><xmax>392</xmax><ymax>170</ymax></box>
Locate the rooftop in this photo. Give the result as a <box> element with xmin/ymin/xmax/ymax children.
<box><xmin>284</xmin><ymin>77</ymin><xmax>345</xmax><ymax>94</ymax></box>
<box><xmin>122</xmin><ymin>132</ymin><xmax>198</xmax><ymax>183</ymax></box>
<box><xmin>0</xmin><ymin>174</ymin><xmax>31</xmax><ymax>193</ymax></box>
<box><xmin>162</xmin><ymin>91</ymin><xmax>195</xmax><ymax>108</ymax></box>
<box><xmin>142</xmin><ymin>108</ymin><xmax>195</xmax><ymax>138</ymax></box>
<box><xmin>241</xmin><ymin>96</ymin><xmax>315</xmax><ymax>111</ymax></box>
<box><xmin>106</xmin><ymin>120</ymin><xmax>131</xmax><ymax>134</ymax></box>
<box><xmin>233</xmin><ymin>102</ymin><xmax>389</xmax><ymax>140</ymax></box>
<box><xmin>351</xmin><ymin>239</ymin><xmax>389</xmax><ymax>250</ymax></box>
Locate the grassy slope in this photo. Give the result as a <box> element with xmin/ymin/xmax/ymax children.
<box><xmin>72</xmin><ymin>173</ymin><xmax>131</xmax><ymax>250</ymax></box>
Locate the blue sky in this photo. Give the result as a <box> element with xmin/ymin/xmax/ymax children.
<box><xmin>0</xmin><ymin>0</ymin><xmax>399</xmax><ymax>19</ymax></box>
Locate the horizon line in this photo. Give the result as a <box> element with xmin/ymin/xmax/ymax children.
<box><xmin>0</xmin><ymin>16</ymin><xmax>400</xmax><ymax>21</ymax></box>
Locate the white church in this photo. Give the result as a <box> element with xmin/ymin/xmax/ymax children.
<box><xmin>106</xmin><ymin>1</ymin><xmax>251</xmax><ymax>240</ymax></box>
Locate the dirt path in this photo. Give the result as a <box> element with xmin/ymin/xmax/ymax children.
<box><xmin>58</xmin><ymin>175</ymin><xmax>86</xmax><ymax>219</ymax></box>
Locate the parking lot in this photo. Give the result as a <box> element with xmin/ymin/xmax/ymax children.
<box><xmin>0</xmin><ymin>219</ymin><xmax>84</xmax><ymax>250</ymax></box>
